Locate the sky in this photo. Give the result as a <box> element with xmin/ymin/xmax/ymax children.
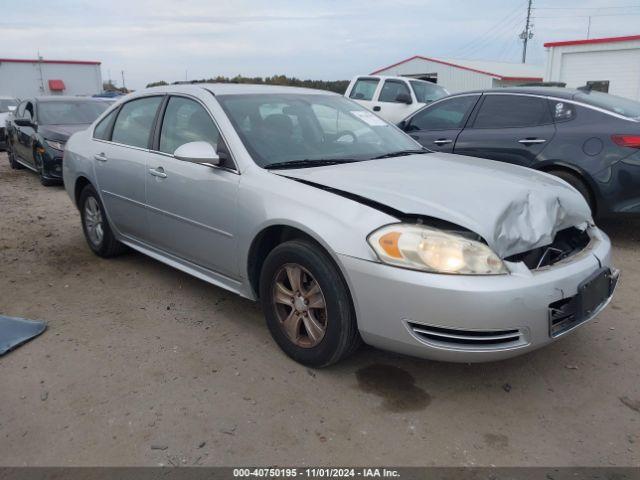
<box><xmin>1</xmin><ymin>0</ymin><xmax>639</xmax><ymax>90</ymax></box>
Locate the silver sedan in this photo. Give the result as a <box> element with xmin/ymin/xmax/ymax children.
<box><xmin>63</xmin><ymin>84</ymin><xmax>618</xmax><ymax>367</ymax></box>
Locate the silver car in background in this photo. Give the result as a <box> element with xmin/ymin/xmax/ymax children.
<box><xmin>63</xmin><ymin>84</ymin><xmax>618</xmax><ymax>367</ymax></box>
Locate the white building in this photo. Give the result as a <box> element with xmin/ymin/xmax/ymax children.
<box><xmin>544</xmin><ymin>35</ymin><xmax>640</xmax><ymax>100</ymax></box>
<box><xmin>0</xmin><ymin>57</ymin><xmax>102</xmax><ymax>99</ymax></box>
<box><xmin>370</xmin><ymin>56</ymin><xmax>543</xmax><ymax>93</ymax></box>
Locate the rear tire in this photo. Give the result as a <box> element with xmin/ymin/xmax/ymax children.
<box><xmin>259</xmin><ymin>240</ymin><xmax>361</xmax><ymax>367</ymax></box>
<box><xmin>548</xmin><ymin>169</ymin><xmax>595</xmax><ymax>215</ymax></box>
<box><xmin>79</xmin><ymin>184</ymin><xmax>127</xmax><ymax>258</ymax></box>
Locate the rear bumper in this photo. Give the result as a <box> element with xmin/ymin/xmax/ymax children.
<box><xmin>339</xmin><ymin>227</ymin><xmax>616</xmax><ymax>362</ymax></box>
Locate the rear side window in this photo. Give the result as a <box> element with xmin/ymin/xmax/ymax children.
<box><xmin>408</xmin><ymin>95</ymin><xmax>479</xmax><ymax>131</ymax></box>
<box><xmin>473</xmin><ymin>95</ymin><xmax>552</xmax><ymax>128</ymax></box>
<box><xmin>112</xmin><ymin>96</ymin><xmax>163</xmax><ymax>148</ymax></box>
<box><xmin>159</xmin><ymin>96</ymin><xmax>220</xmax><ymax>154</ymax></box>
<box><xmin>379</xmin><ymin>80</ymin><xmax>411</xmax><ymax>103</ymax></box>
<box><xmin>575</xmin><ymin>91</ymin><xmax>640</xmax><ymax>119</ymax></box>
<box><xmin>93</xmin><ymin>109</ymin><xmax>118</xmax><ymax>140</ymax></box>
<box><xmin>550</xmin><ymin>100</ymin><xmax>576</xmax><ymax>122</ymax></box>
<box><xmin>349</xmin><ymin>78</ymin><xmax>379</xmax><ymax>101</ymax></box>
<box><xmin>410</xmin><ymin>81</ymin><xmax>448</xmax><ymax>103</ymax></box>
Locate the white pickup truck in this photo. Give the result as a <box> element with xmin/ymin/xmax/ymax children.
<box><xmin>344</xmin><ymin>75</ymin><xmax>449</xmax><ymax>124</ymax></box>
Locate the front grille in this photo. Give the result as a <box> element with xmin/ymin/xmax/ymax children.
<box><xmin>407</xmin><ymin>322</ymin><xmax>527</xmax><ymax>350</ymax></box>
<box><xmin>549</xmin><ymin>296</ymin><xmax>580</xmax><ymax>337</ymax></box>
<box><xmin>505</xmin><ymin>227</ymin><xmax>590</xmax><ymax>270</ymax></box>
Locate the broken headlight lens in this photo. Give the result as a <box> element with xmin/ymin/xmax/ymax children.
<box><xmin>368</xmin><ymin>224</ymin><xmax>508</xmax><ymax>275</ymax></box>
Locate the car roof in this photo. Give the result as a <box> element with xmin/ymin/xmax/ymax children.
<box><xmin>142</xmin><ymin>83</ymin><xmax>338</xmax><ymax>96</ymax></box>
<box><xmin>448</xmin><ymin>87</ymin><xmax>580</xmax><ymax>99</ymax></box>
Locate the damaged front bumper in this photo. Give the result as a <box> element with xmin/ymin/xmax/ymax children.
<box><xmin>340</xmin><ymin>226</ymin><xmax>617</xmax><ymax>363</ymax></box>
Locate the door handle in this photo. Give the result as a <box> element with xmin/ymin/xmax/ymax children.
<box><xmin>94</xmin><ymin>152</ymin><xmax>107</xmax><ymax>162</ymax></box>
<box><xmin>373</xmin><ymin>106</ymin><xmax>381</xmax><ymax>112</ymax></box>
<box><xmin>433</xmin><ymin>139</ymin><xmax>453</xmax><ymax>145</ymax></box>
<box><xmin>518</xmin><ymin>138</ymin><xmax>547</xmax><ymax>145</ymax></box>
<box><xmin>149</xmin><ymin>167</ymin><xmax>167</xmax><ymax>178</ymax></box>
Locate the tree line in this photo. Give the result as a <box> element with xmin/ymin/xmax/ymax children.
<box><xmin>146</xmin><ymin>75</ymin><xmax>350</xmax><ymax>94</ymax></box>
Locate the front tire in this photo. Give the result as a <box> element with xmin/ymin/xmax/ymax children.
<box><xmin>8</xmin><ymin>145</ymin><xmax>24</xmax><ymax>170</ymax></box>
<box><xmin>548</xmin><ymin>169</ymin><xmax>595</xmax><ymax>215</ymax></box>
<box><xmin>259</xmin><ymin>240</ymin><xmax>361</xmax><ymax>367</ymax></box>
<box><xmin>79</xmin><ymin>184</ymin><xmax>126</xmax><ymax>258</ymax></box>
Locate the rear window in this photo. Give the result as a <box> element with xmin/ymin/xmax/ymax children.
<box><xmin>575</xmin><ymin>91</ymin><xmax>640</xmax><ymax>119</ymax></box>
<box><xmin>37</xmin><ymin>101</ymin><xmax>109</xmax><ymax>125</ymax></box>
<box><xmin>410</xmin><ymin>81</ymin><xmax>448</xmax><ymax>103</ymax></box>
<box><xmin>349</xmin><ymin>78</ymin><xmax>379</xmax><ymax>101</ymax></box>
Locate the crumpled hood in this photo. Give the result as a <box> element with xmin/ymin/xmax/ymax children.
<box><xmin>279</xmin><ymin>153</ymin><xmax>592</xmax><ymax>258</ymax></box>
<box><xmin>40</xmin><ymin>124</ymin><xmax>90</xmax><ymax>142</ymax></box>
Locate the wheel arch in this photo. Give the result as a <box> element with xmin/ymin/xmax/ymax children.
<box><xmin>74</xmin><ymin>176</ymin><xmax>93</xmax><ymax>209</ymax></box>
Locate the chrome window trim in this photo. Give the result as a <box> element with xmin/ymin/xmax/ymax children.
<box><xmin>91</xmin><ymin>93</ymin><xmax>240</xmax><ymax>175</ymax></box>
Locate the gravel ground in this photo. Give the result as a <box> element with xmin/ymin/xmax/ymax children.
<box><xmin>0</xmin><ymin>153</ymin><xmax>638</xmax><ymax>467</ymax></box>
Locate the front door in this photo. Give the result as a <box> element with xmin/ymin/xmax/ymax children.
<box><xmin>16</xmin><ymin>101</ymin><xmax>37</xmax><ymax>168</ymax></box>
<box><xmin>454</xmin><ymin>94</ymin><xmax>556</xmax><ymax>168</ymax></box>
<box><xmin>93</xmin><ymin>95</ymin><xmax>164</xmax><ymax>241</ymax></box>
<box><xmin>145</xmin><ymin>95</ymin><xmax>240</xmax><ymax>278</ymax></box>
<box><xmin>403</xmin><ymin>94</ymin><xmax>480</xmax><ymax>153</ymax></box>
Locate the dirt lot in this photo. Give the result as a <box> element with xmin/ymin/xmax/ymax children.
<box><xmin>0</xmin><ymin>153</ymin><xmax>639</xmax><ymax>467</ymax></box>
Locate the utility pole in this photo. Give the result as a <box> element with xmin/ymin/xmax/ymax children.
<box><xmin>587</xmin><ymin>16</ymin><xmax>592</xmax><ymax>39</ymax></box>
<box><xmin>121</xmin><ymin>70</ymin><xmax>126</xmax><ymax>91</ymax></box>
<box><xmin>520</xmin><ymin>0</ymin><xmax>534</xmax><ymax>63</ymax></box>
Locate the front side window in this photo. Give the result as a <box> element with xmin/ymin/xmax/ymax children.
<box><xmin>16</xmin><ymin>101</ymin><xmax>26</xmax><ymax>118</ymax></box>
<box><xmin>217</xmin><ymin>93</ymin><xmax>419</xmax><ymax>167</ymax></box>
<box><xmin>410</xmin><ymin>81</ymin><xmax>448</xmax><ymax>103</ymax></box>
<box><xmin>473</xmin><ymin>95</ymin><xmax>552</xmax><ymax>128</ymax></box>
<box><xmin>93</xmin><ymin>109</ymin><xmax>118</xmax><ymax>140</ymax></box>
<box><xmin>378</xmin><ymin>80</ymin><xmax>411</xmax><ymax>103</ymax></box>
<box><xmin>24</xmin><ymin>102</ymin><xmax>35</xmax><ymax>121</ymax></box>
<box><xmin>408</xmin><ymin>95</ymin><xmax>479</xmax><ymax>131</ymax></box>
<box><xmin>349</xmin><ymin>78</ymin><xmax>379</xmax><ymax>101</ymax></box>
<box><xmin>37</xmin><ymin>101</ymin><xmax>109</xmax><ymax>125</ymax></box>
<box><xmin>112</xmin><ymin>96</ymin><xmax>163</xmax><ymax>149</ymax></box>
<box><xmin>159</xmin><ymin>97</ymin><xmax>220</xmax><ymax>154</ymax></box>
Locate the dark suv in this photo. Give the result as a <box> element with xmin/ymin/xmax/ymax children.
<box><xmin>7</xmin><ymin>97</ymin><xmax>109</xmax><ymax>185</ymax></box>
<box><xmin>399</xmin><ymin>87</ymin><xmax>640</xmax><ymax>217</ymax></box>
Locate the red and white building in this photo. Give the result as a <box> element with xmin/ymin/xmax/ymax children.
<box><xmin>0</xmin><ymin>57</ymin><xmax>102</xmax><ymax>99</ymax></box>
<box><xmin>544</xmin><ymin>35</ymin><xmax>640</xmax><ymax>100</ymax></box>
<box><xmin>369</xmin><ymin>56</ymin><xmax>544</xmax><ymax>93</ymax></box>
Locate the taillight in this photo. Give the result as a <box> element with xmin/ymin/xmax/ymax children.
<box><xmin>612</xmin><ymin>135</ymin><xmax>640</xmax><ymax>148</ymax></box>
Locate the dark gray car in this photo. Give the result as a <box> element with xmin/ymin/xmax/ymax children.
<box><xmin>399</xmin><ymin>87</ymin><xmax>640</xmax><ymax>217</ymax></box>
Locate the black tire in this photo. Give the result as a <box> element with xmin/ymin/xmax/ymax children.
<box><xmin>79</xmin><ymin>184</ymin><xmax>127</xmax><ymax>258</ymax></box>
<box><xmin>548</xmin><ymin>169</ymin><xmax>595</xmax><ymax>214</ymax></box>
<box><xmin>259</xmin><ymin>240</ymin><xmax>361</xmax><ymax>367</ymax></box>
<box><xmin>8</xmin><ymin>145</ymin><xmax>24</xmax><ymax>170</ymax></box>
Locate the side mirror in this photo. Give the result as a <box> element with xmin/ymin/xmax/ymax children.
<box><xmin>14</xmin><ymin>118</ymin><xmax>34</xmax><ymax>127</ymax></box>
<box><xmin>396</xmin><ymin>93</ymin><xmax>412</xmax><ymax>104</ymax></box>
<box><xmin>174</xmin><ymin>141</ymin><xmax>220</xmax><ymax>167</ymax></box>
<box><xmin>397</xmin><ymin>120</ymin><xmax>407</xmax><ymax>130</ymax></box>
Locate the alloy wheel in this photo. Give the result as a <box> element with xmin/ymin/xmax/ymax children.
<box><xmin>272</xmin><ymin>263</ymin><xmax>328</xmax><ymax>348</ymax></box>
<box><xmin>84</xmin><ymin>196</ymin><xmax>104</xmax><ymax>247</ymax></box>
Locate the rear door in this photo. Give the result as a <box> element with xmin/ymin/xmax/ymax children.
<box><xmin>145</xmin><ymin>95</ymin><xmax>240</xmax><ymax>278</ymax></box>
<box><xmin>403</xmin><ymin>94</ymin><xmax>480</xmax><ymax>153</ymax></box>
<box><xmin>372</xmin><ymin>79</ymin><xmax>415</xmax><ymax>123</ymax></box>
<box><xmin>347</xmin><ymin>77</ymin><xmax>381</xmax><ymax>112</ymax></box>
<box><xmin>93</xmin><ymin>95</ymin><xmax>164</xmax><ymax>241</ymax></box>
<box><xmin>454</xmin><ymin>94</ymin><xmax>556</xmax><ymax>167</ymax></box>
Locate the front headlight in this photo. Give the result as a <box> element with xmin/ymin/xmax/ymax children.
<box><xmin>45</xmin><ymin>139</ymin><xmax>65</xmax><ymax>151</ymax></box>
<box><xmin>368</xmin><ymin>224</ymin><xmax>508</xmax><ymax>275</ymax></box>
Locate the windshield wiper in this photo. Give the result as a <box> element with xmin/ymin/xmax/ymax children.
<box><xmin>264</xmin><ymin>159</ymin><xmax>360</xmax><ymax>170</ymax></box>
<box><xmin>370</xmin><ymin>149</ymin><xmax>428</xmax><ymax>160</ymax></box>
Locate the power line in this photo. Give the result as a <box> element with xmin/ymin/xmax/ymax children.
<box><xmin>534</xmin><ymin>4</ymin><xmax>640</xmax><ymax>9</ymax></box>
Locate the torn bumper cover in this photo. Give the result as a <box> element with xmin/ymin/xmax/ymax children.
<box><xmin>339</xmin><ymin>227</ymin><xmax>617</xmax><ymax>362</ymax></box>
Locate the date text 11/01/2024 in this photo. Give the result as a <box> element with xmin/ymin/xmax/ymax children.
<box><xmin>233</xmin><ymin>468</ymin><xmax>401</xmax><ymax>478</ymax></box>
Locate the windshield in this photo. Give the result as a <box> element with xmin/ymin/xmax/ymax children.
<box><xmin>410</xmin><ymin>81</ymin><xmax>448</xmax><ymax>103</ymax></box>
<box><xmin>575</xmin><ymin>91</ymin><xmax>640</xmax><ymax>119</ymax></box>
<box><xmin>37</xmin><ymin>100</ymin><xmax>109</xmax><ymax>125</ymax></box>
<box><xmin>0</xmin><ymin>99</ymin><xmax>18</xmax><ymax>113</ymax></box>
<box><xmin>216</xmin><ymin>94</ymin><xmax>420</xmax><ymax>167</ymax></box>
